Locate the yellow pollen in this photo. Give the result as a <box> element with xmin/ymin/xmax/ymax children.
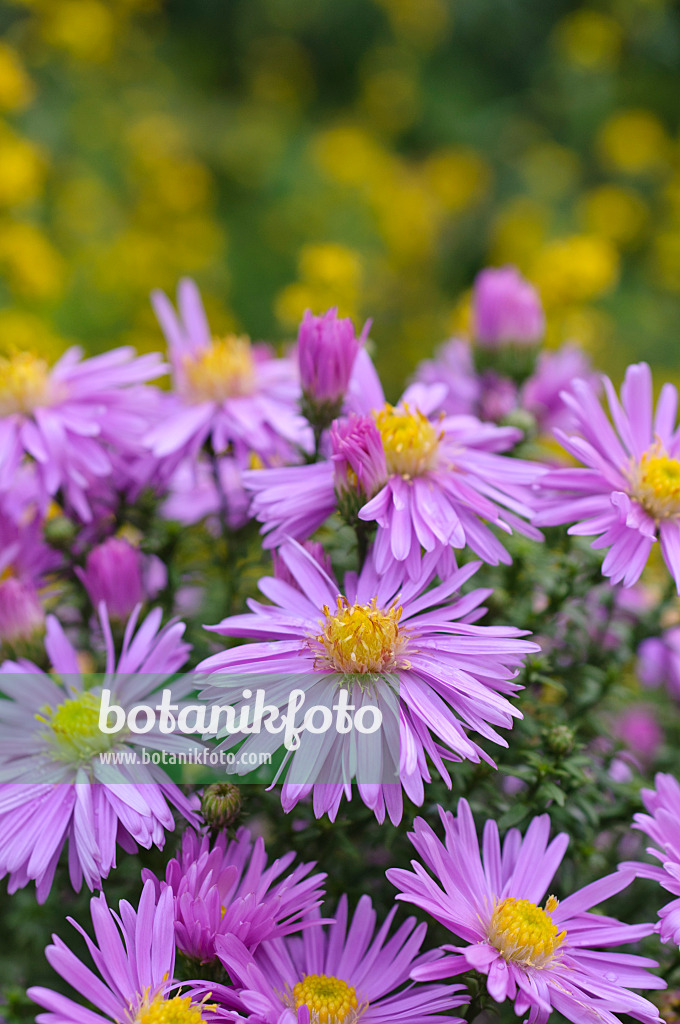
<box><xmin>293</xmin><ymin>974</ymin><xmax>359</xmax><ymax>1024</ymax></box>
<box><xmin>181</xmin><ymin>336</ymin><xmax>255</xmax><ymax>403</ymax></box>
<box><xmin>630</xmin><ymin>443</ymin><xmax>680</xmax><ymax>520</ymax></box>
<box><xmin>374</xmin><ymin>403</ymin><xmax>441</xmax><ymax>478</ymax></box>
<box><xmin>136</xmin><ymin>994</ymin><xmax>213</xmax><ymax>1024</ymax></box>
<box><xmin>488</xmin><ymin>896</ymin><xmax>565</xmax><ymax>969</ymax></box>
<box><xmin>0</xmin><ymin>352</ymin><xmax>52</xmax><ymax>416</ymax></box>
<box><xmin>38</xmin><ymin>691</ymin><xmax>116</xmax><ymax>762</ymax></box>
<box><xmin>313</xmin><ymin>597</ymin><xmax>408</xmax><ymax>675</ymax></box>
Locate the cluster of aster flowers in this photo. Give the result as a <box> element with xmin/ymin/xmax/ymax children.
<box><xmin>5</xmin><ymin>264</ymin><xmax>680</xmax><ymax>1024</ymax></box>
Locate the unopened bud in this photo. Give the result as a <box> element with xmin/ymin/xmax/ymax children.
<box><xmin>201</xmin><ymin>783</ymin><xmax>242</xmax><ymax>831</ymax></box>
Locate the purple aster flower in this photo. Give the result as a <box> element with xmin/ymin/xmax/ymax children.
<box><xmin>473</xmin><ymin>266</ymin><xmax>545</xmax><ymax>348</ymax></box>
<box><xmin>75</xmin><ymin>537</ymin><xmax>166</xmax><ymax>621</ymax></box>
<box><xmin>298</xmin><ymin>308</ymin><xmax>369</xmax><ymax>419</ymax></box>
<box><xmin>412</xmin><ymin>339</ymin><xmax>479</xmax><ymax>417</ymax></box>
<box><xmin>521</xmin><ymin>344</ymin><xmax>599</xmax><ymax>434</ymax></box>
<box><xmin>638</xmin><ymin>628</ymin><xmax>680</xmax><ymax>701</ymax></box>
<box><xmin>28</xmin><ymin>878</ymin><xmax>239</xmax><ymax>1024</ymax></box>
<box><xmin>162</xmin><ymin>455</ymin><xmax>253</xmax><ymax>530</ymax></box>
<box><xmin>0</xmin><ymin>346</ymin><xmax>165</xmax><ymax>522</ymax></box>
<box><xmin>246</xmin><ymin>383</ymin><xmax>544</xmax><ymax>575</ymax></box>
<box><xmin>147</xmin><ymin>278</ymin><xmax>311</xmax><ymax>465</ymax></box>
<box><xmin>388</xmin><ymin>799</ymin><xmax>664</xmax><ymax>1024</ymax></box>
<box><xmin>142</xmin><ymin>826</ymin><xmax>326</xmax><ymax>966</ymax></box>
<box><xmin>534</xmin><ymin>362</ymin><xmax>680</xmax><ymax>590</ymax></box>
<box><xmin>0</xmin><ymin>604</ymin><xmax>200</xmax><ymax>901</ymax></box>
<box><xmin>621</xmin><ymin>773</ymin><xmax>680</xmax><ymax>946</ymax></box>
<box><xmin>0</xmin><ymin>508</ymin><xmax>59</xmax><ymax>649</ymax></box>
<box><xmin>197</xmin><ymin>541</ymin><xmax>537</xmax><ymax>824</ymax></box>
<box><xmin>215</xmin><ymin>894</ymin><xmax>468</xmax><ymax>1024</ymax></box>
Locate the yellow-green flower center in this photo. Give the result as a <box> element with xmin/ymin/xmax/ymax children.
<box><xmin>488</xmin><ymin>895</ymin><xmax>566</xmax><ymax>969</ymax></box>
<box><xmin>630</xmin><ymin>444</ymin><xmax>680</xmax><ymax>520</ymax></box>
<box><xmin>314</xmin><ymin>597</ymin><xmax>408</xmax><ymax>674</ymax></box>
<box><xmin>136</xmin><ymin>994</ymin><xmax>211</xmax><ymax>1024</ymax></box>
<box><xmin>374</xmin><ymin>403</ymin><xmax>440</xmax><ymax>478</ymax></box>
<box><xmin>293</xmin><ymin>974</ymin><xmax>359</xmax><ymax>1024</ymax></box>
<box><xmin>181</xmin><ymin>336</ymin><xmax>255</xmax><ymax>403</ymax></box>
<box><xmin>0</xmin><ymin>352</ymin><xmax>52</xmax><ymax>416</ymax></box>
<box><xmin>38</xmin><ymin>691</ymin><xmax>116</xmax><ymax>762</ymax></box>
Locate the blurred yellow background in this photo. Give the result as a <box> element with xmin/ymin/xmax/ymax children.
<box><xmin>1</xmin><ymin>0</ymin><xmax>679</xmax><ymax>397</ymax></box>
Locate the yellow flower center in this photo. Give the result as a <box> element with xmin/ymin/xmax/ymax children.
<box><xmin>293</xmin><ymin>974</ymin><xmax>359</xmax><ymax>1024</ymax></box>
<box><xmin>38</xmin><ymin>691</ymin><xmax>116</xmax><ymax>762</ymax></box>
<box><xmin>488</xmin><ymin>896</ymin><xmax>566</xmax><ymax>969</ymax></box>
<box><xmin>374</xmin><ymin>403</ymin><xmax>441</xmax><ymax>478</ymax></box>
<box><xmin>0</xmin><ymin>352</ymin><xmax>52</xmax><ymax>416</ymax></box>
<box><xmin>630</xmin><ymin>444</ymin><xmax>680</xmax><ymax>520</ymax></box>
<box><xmin>136</xmin><ymin>994</ymin><xmax>211</xmax><ymax>1024</ymax></box>
<box><xmin>181</xmin><ymin>336</ymin><xmax>255</xmax><ymax>403</ymax></box>
<box><xmin>313</xmin><ymin>597</ymin><xmax>408</xmax><ymax>675</ymax></box>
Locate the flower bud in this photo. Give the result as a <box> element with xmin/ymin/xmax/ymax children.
<box><xmin>473</xmin><ymin>266</ymin><xmax>545</xmax><ymax>348</ymax></box>
<box><xmin>330</xmin><ymin>414</ymin><xmax>387</xmax><ymax>522</ymax></box>
<box><xmin>77</xmin><ymin>538</ymin><xmax>145</xmax><ymax>620</ymax></box>
<box><xmin>298</xmin><ymin>309</ymin><xmax>367</xmax><ymax>429</ymax></box>
<box><xmin>201</xmin><ymin>783</ymin><xmax>242</xmax><ymax>831</ymax></box>
<box><xmin>0</xmin><ymin>577</ymin><xmax>45</xmax><ymax>651</ymax></box>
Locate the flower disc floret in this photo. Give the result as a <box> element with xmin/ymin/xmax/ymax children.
<box><xmin>374</xmin><ymin>403</ymin><xmax>440</xmax><ymax>477</ymax></box>
<box><xmin>181</xmin><ymin>336</ymin><xmax>255</xmax><ymax>403</ymax></box>
<box><xmin>0</xmin><ymin>352</ymin><xmax>53</xmax><ymax>415</ymax></box>
<box><xmin>629</xmin><ymin>444</ymin><xmax>680</xmax><ymax>520</ymax></box>
<box><xmin>488</xmin><ymin>895</ymin><xmax>565</xmax><ymax>968</ymax></box>
<box><xmin>313</xmin><ymin>597</ymin><xmax>408</xmax><ymax>674</ymax></box>
<box><xmin>293</xmin><ymin>974</ymin><xmax>359</xmax><ymax>1024</ymax></box>
<box><xmin>39</xmin><ymin>691</ymin><xmax>116</xmax><ymax>762</ymax></box>
<box><xmin>136</xmin><ymin>995</ymin><xmax>209</xmax><ymax>1024</ymax></box>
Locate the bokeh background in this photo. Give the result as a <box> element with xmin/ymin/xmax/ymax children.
<box><xmin>1</xmin><ymin>0</ymin><xmax>680</xmax><ymax>398</ymax></box>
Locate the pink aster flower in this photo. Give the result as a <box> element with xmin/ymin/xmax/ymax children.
<box><xmin>534</xmin><ymin>362</ymin><xmax>680</xmax><ymax>590</ymax></box>
<box><xmin>521</xmin><ymin>345</ymin><xmax>599</xmax><ymax>434</ymax></box>
<box><xmin>162</xmin><ymin>455</ymin><xmax>252</xmax><ymax>530</ymax></box>
<box><xmin>621</xmin><ymin>773</ymin><xmax>680</xmax><ymax>946</ymax></box>
<box><xmin>0</xmin><ymin>604</ymin><xmax>200</xmax><ymax>901</ymax></box>
<box><xmin>0</xmin><ymin>346</ymin><xmax>165</xmax><ymax>522</ymax></box>
<box><xmin>215</xmin><ymin>894</ymin><xmax>468</xmax><ymax>1024</ymax></box>
<box><xmin>0</xmin><ymin>508</ymin><xmax>59</xmax><ymax>648</ymax></box>
<box><xmin>197</xmin><ymin>541</ymin><xmax>537</xmax><ymax>824</ymax></box>
<box><xmin>246</xmin><ymin>383</ymin><xmax>543</xmax><ymax>576</ymax></box>
<box><xmin>28</xmin><ymin>879</ymin><xmax>239</xmax><ymax>1024</ymax></box>
<box><xmin>388</xmin><ymin>799</ymin><xmax>664</xmax><ymax>1024</ymax></box>
<box><xmin>147</xmin><ymin>278</ymin><xmax>311</xmax><ymax>465</ymax></box>
<box><xmin>638</xmin><ymin>628</ymin><xmax>680</xmax><ymax>701</ymax></box>
<box><xmin>142</xmin><ymin>826</ymin><xmax>326</xmax><ymax>966</ymax></box>
<box><xmin>473</xmin><ymin>266</ymin><xmax>545</xmax><ymax>348</ymax></box>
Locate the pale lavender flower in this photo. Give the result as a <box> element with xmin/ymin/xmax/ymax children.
<box><xmin>142</xmin><ymin>826</ymin><xmax>326</xmax><ymax>965</ymax></box>
<box><xmin>215</xmin><ymin>894</ymin><xmax>468</xmax><ymax>1024</ymax></box>
<box><xmin>0</xmin><ymin>347</ymin><xmax>165</xmax><ymax>522</ymax></box>
<box><xmin>147</xmin><ymin>278</ymin><xmax>311</xmax><ymax>465</ymax></box>
<box><xmin>28</xmin><ymin>879</ymin><xmax>239</xmax><ymax>1024</ymax></box>
<box><xmin>638</xmin><ymin>628</ymin><xmax>680</xmax><ymax>701</ymax></box>
<box><xmin>197</xmin><ymin>542</ymin><xmax>537</xmax><ymax>824</ymax></box>
<box><xmin>162</xmin><ymin>455</ymin><xmax>252</xmax><ymax>530</ymax></box>
<box><xmin>473</xmin><ymin>266</ymin><xmax>545</xmax><ymax>348</ymax></box>
<box><xmin>522</xmin><ymin>345</ymin><xmax>599</xmax><ymax>434</ymax></box>
<box><xmin>388</xmin><ymin>799</ymin><xmax>663</xmax><ymax>1024</ymax></box>
<box><xmin>0</xmin><ymin>508</ymin><xmax>59</xmax><ymax>648</ymax></box>
<box><xmin>534</xmin><ymin>363</ymin><xmax>680</xmax><ymax>590</ymax></box>
<box><xmin>0</xmin><ymin>604</ymin><xmax>199</xmax><ymax>900</ymax></box>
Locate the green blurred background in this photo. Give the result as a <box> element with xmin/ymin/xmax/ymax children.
<box><xmin>1</xmin><ymin>0</ymin><xmax>680</xmax><ymax>398</ymax></box>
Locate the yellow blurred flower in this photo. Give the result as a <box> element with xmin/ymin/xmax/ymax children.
<box><xmin>312</xmin><ymin>124</ymin><xmax>392</xmax><ymax>187</ymax></box>
<box><xmin>597</xmin><ymin>109</ymin><xmax>671</xmax><ymax>174</ymax></box>
<box><xmin>554</xmin><ymin>9</ymin><xmax>622</xmax><ymax>71</ymax></box>
<box><xmin>0</xmin><ymin>222</ymin><xmax>65</xmax><ymax>298</ymax></box>
<box><xmin>372</xmin><ymin>0</ymin><xmax>451</xmax><ymax>51</ymax></box>
<box><xmin>246</xmin><ymin>36</ymin><xmax>314</xmax><ymax>109</ymax></box>
<box><xmin>653</xmin><ymin>231</ymin><xmax>680</xmax><ymax>291</ymax></box>
<box><xmin>422</xmin><ymin>147</ymin><xmax>491</xmax><ymax>212</ymax></box>
<box><xmin>372</xmin><ymin>176</ymin><xmax>439</xmax><ymax>264</ymax></box>
<box><xmin>532</xmin><ymin>234</ymin><xmax>619</xmax><ymax>306</ymax></box>
<box><xmin>0</xmin><ymin>43</ymin><xmax>35</xmax><ymax>111</ymax></box>
<box><xmin>275</xmin><ymin>243</ymin><xmax>363</xmax><ymax>327</ymax></box>
<box><xmin>490</xmin><ymin>198</ymin><xmax>549</xmax><ymax>269</ymax></box>
<box><xmin>0</xmin><ymin>125</ymin><xmax>46</xmax><ymax>207</ymax></box>
<box><xmin>578</xmin><ymin>184</ymin><xmax>648</xmax><ymax>246</ymax></box>
<box><xmin>359</xmin><ymin>66</ymin><xmax>420</xmax><ymax>136</ymax></box>
<box><xmin>519</xmin><ymin>142</ymin><xmax>580</xmax><ymax>200</ymax></box>
<box><xmin>0</xmin><ymin>308</ymin><xmax>65</xmax><ymax>362</ymax></box>
<box><xmin>39</xmin><ymin>0</ymin><xmax>116</xmax><ymax>62</ymax></box>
